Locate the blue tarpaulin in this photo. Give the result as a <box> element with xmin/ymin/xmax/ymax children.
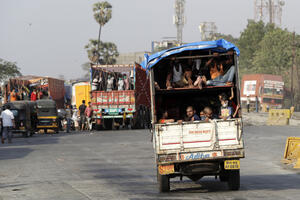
<box><xmin>141</xmin><ymin>39</ymin><xmax>239</xmax><ymax>71</ymax></box>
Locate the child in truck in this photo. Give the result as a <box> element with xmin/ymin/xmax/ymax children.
<box><xmin>219</xmin><ymin>96</ymin><xmax>233</xmax><ymax>120</ymax></box>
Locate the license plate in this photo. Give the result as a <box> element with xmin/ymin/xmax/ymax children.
<box><xmin>19</xmin><ymin>126</ymin><xmax>25</xmax><ymax>130</ymax></box>
<box><xmin>224</xmin><ymin>160</ymin><xmax>240</xmax><ymax>170</ymax></box>
<box><xmin>158</xmin><ymin>165</ymin><xmax>174</xmax><ymax>175</ymax></box>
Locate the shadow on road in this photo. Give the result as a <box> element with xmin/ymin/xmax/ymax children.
<box><xmin>85</xmin><ymin>162</ymin><xmax>300</xmax><ymax>196</ymax></box>
<box><xmin>0</xmin><ymin>147</ymin><xmax>33</xmax><ymax>160</ymax></box>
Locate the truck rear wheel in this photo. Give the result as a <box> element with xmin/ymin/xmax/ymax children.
<box><xmin>104</xmin><ymin>119</ymin><xmax>112</xmax><ymax>130</ymax></box>
<box><xmin>227</xmin><ymin>170</ymin><xmax>240</xmax><ymax>190</ymax></box>
<box><xmin>157</xmin><ymin>173</ymin><xmax>170</xmax><ymax>193</ymax></box>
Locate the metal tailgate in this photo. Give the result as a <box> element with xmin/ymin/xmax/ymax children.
<box><xmin>156</xmin><ymin>119</ymin><xmax>242</xmax><ymax>153</ymax></box>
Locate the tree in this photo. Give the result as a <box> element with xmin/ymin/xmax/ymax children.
<box><xmin>237</xmin><ymin>20</ymin><xmax>269</xmax><ymax>71</ymax></box>
<box><xmin>85</xmin><ymin>39</ymin><xmax>119</xmax><ymax>65</ymax></box>
<box><xmin>81</xmin><ymin>62</ymin><xmax>91</xmax><ymax>79</ymax></box>
<box><xmin>252</xmin><ymin>28</ymin><xmax>293</xmax><ymax>74</ymax></box>
<box><xmin>0</xmin><ymin>58</ymin><xmax>22</xmax><ymax>82</ymax></box>
<box><xmin>93</xmin><ymin>1</ymin><xmax>112</xmax><ymax>52</ymax></box>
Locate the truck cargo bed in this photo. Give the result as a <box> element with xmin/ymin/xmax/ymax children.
<box><xmin>154</xmin><ymin>119</ymin><xmax>244</xmax><ymax>164</ymax></box>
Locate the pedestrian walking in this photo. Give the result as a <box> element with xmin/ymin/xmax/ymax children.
<box><xmin>1</xmin><ymin>105</ymin><xmax>15</xmax><ymax>144</ymax></box>
<box><xmin>85</xmin><ymin>102</ymin><xmax>93</xmax><ymax>131</ymax></box>
<box><xmin>246</xmin><ymin>95</ymin><xmax>250</xmax><ymax>113</ymax></box>
<box><xmin>65</xmin><ymin>104</ymin><xmax>72</xmax><ymax>133</ymax></box>
<box><xmin>79</xmin><ymin>100</ymin><xmax>87</xmax><ymax>131</ymax></box>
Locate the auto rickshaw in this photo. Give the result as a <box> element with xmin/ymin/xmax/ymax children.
<box><xmin>36</xmin><ymin>99</ymin><xmax>59</xmax><ymax>133</ymax></box>
<box><xmin>3</xmin><ymin>101</ymin><xmax>37</xmax><ymax>137</ymax></box>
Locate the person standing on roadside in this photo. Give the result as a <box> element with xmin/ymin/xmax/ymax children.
<box><xmin>79</xmin><ymin>100</ymin><xmax>87</xmax><ymax>131</ymax></box>
<box><xmin>85</xmin><ymin>102</ymin><xmax>93</xmax><ymax>131</ymax></box>
<box><xmin>65</xmin><ymin>104</ymin><xmax>72</xmax><ymax>133</ymax></box>
<box><xmin>0</xmin><ymin>105</ymin><xmax>15</xmax><ymax>144</ymax></box>
<box><xmin>246</xmin><ymin>95</ymin><xmax>250</xmax><ymax>113</ymax></box>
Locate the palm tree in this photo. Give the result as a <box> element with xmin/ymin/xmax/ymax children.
<box><xmin>93</xmin><ymin>1</ymin><xmax>112</xmax><ymax>52</ymax></box>
<box><xmin>85</xmin><ymin>39</ymin><xmax>119</xmax><ymax>65</ymax></box>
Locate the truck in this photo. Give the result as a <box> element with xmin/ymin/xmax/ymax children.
<box><xmin>142</xmin><ymin>39</ymin><xmax>245</xmax><ymax>192</ymax></box>
<box><xmin>71</xmin><ymin>81</ymin><xmax>91</xmax><ymax>109</ymax></box>
<box><xmin>90</xmin><ymin>64</ymin><xmax>150</xmax><ymax>130</ymax></box>
<box><xmin>3</xmin><ymin>75</ymin><xmax>65</xmax><ymax>108</ymax></box>
<box><xmin>241</xmin><ymin>74</ymin><xmax>284</xmax><ymax>111</ymax></box>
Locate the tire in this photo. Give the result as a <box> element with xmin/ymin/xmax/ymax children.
<box><xmin>157</xmin><ymin>172</ymin><xmax>170</xmax><ymax>193</ymax></box>
<box><xmin>219</xmin><ymin>173</ymin><xmax>229</xmax><ymax>182</ymax></box>
<box><xmin>55</xmin><ymin>129</ymin><xmax>59</xmax><ymax>134</ymax></box>
<box><xmin>104</xmin><ymin>119</ymin><xmax>112</xmax><ymax>130</ymax></box>
<box><xmin>228</xmin><ymin>170</ymin><xmax>240</xmax><ymax>190</ymax></box>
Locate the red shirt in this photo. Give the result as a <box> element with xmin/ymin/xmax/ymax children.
<box><xmin>31</xmin><ymin>92</ymin><xmax>37</xmax><ymax>101</ymax></box>
<box><xmin>85</xmin><ymin>106</ymin><xmax>93</xmax><ymax>117</ymax></box>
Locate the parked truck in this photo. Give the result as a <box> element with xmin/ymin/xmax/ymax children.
<box><xmin>71</xmin><ymin>81</ymin><xmax>91</xmax><ymax>109</ymax></box>
<box><xmin>142</xmin><ymin>39</ymin><xmax>245</xmax><ymax>192</ymax></box>
<box><xmin>90</xmin><ymin>64</ymin><xmax>150</xmax><ymax>130</ymax></box>
<box><xmin>241</xmin><ymin>74</ymin><xmax>284</xmax><ymax>110</ymax></box>
<box><xmin>3</xmin><ymin>75</ymin><xmax>65</xmax><ymax>108</ymax></box>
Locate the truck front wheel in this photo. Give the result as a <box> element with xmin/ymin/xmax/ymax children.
<box><xmin>157</xmin><ymin>173</ymin><xmax>170</xmax><ymax>193</ymax></box>
<box><xmin>227</xmin><ymin>170</ymin><xmax>240</xmax><ymax>190</ymax></box>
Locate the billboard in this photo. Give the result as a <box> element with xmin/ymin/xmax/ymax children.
<box><xmin>243</xmin><ymin>80</ymin><xmax>257</xmax><ymax>95</ymax></box>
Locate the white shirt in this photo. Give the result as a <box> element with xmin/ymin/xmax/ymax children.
<box><xmin>173</xmin><ymin>64</ymin><xmax>183</xmax><ymax>82</ymax></box>
<box><xmin>107</xmin><ymin>77</ymin><xmax>114</xmax><ymax>91</ymax></box>
<box><xmin>118</xmin><ymin>79</ymin><xmax>124</xmax><ymax>90</ymax></box>
<box><xmin>1</xmin><ymin>109</ymin><xmax>14</xmax><ymax>127</ymax></box>
<box><xmin>246</xmin><ymin>97</ymin><xmax>250</xmax><ymax>105</ymax></box>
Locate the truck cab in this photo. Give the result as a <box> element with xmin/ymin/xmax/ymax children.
<box><xmin>143</xmin><ymin>39</ymin><xmax>245</xmax><ymax>192</ymax></box>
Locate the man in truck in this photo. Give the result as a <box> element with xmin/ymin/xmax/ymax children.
<box><xmin>202</xmin><ymin>55</ymin><xmax>235</xmax><ymax>87</ymax></box>
<box><xmin>166</xmin><ymin>60</ymin><xmax>193</xmax><ymax>89</ymax></box>
<box><xmin>184</xmin><ymin>106</ymin><xmax>201</xmax><ymax>121</ymax></box>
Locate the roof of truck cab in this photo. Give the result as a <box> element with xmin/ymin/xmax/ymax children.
<box><xmin>141</xmin><ymin>39</ymin><xmax>240</xmax><ymax>71</ymax></box>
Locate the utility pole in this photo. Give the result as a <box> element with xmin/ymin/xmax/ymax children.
<box><xmin>291</xmin><ymin>31</ymin><xmax>300</xmax><ymax>108</ymax></box>
<box><xmin>173</xmin><ymin>0</ymin><xmax>185</xmax><ymax>45</ymax></box>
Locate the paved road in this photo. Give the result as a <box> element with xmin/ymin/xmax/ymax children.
<box><xmin>0</xmin><ymin>126</ymin><xmax>300</xmax><ymax>200</ymax></box>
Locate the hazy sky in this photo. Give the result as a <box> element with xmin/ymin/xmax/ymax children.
<box><xmin>1</xmin><ymin>0</ymin><xmax>299</xmax><ymax>79</ymax></box>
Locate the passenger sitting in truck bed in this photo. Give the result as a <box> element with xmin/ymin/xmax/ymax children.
<box><xmin>219</xmin><ymin>88</ymin><xmax>237</xmax><ymax>111</ymax></box>
<box><xmin>219</xmin><ymin>96</ymin><xmax>233</xmax><ymax>120</ymax></box>
<box><xmin>184</xmin><ymin>106</ymin><xmax>201</xmax><ymax>121</ymax></box>
<box><xmin>158</xmin><ymin>110</ymin><xmax>175</xmax><ymax>124</ymax></box>
<box><xmin>201</xmin><ymin>107</ymin><xmax>217</xmax><ymax>122</ymax></box>
<box><xmin>166</xmin><ymin>60</ymin><xmax>193</xmax><ymax>89</ymax></box>
<box><xmin>201</xmin><ymin>55</ymin><xmax>235</xmax><ymax>87</ymax></box>
<box><xmin>190</xmin><ymin>58</ymin><xmax>208</xmax><ymax>89</ymax></box>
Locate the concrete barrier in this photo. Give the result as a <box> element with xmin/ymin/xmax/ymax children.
<box><xmin>281</xmin><ymin>137</ymin><xmax>300</xmax><ymax>169</ymax></box>
<box><xmin>267</xmin><ymin>109</ymin><xmax>291</xmax><ymax>126</ymax></box>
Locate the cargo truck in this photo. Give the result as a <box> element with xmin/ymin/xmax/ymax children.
<box><xmin>142</xmin><ymin>39</ymin><xmax>245</xmax><ymax>192</ymax></box>
<box><xmin>90</xmin><ymin>64</ymin><xmax>150</xmax><ymax>130</ymax></box>
<box><xmin>71</xmin><ymin>81</ymin><xmax>91</xmax><ymax>109</ymax></box>
<box><xmin>241</xmin><ymin>74</ymin><xmax>284</xmax><ymax>110</ymax></box>
<box><xmin>3</xmin><ymin>76</ymin><xmax>65</xmax><ymax>108</ymax></box>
